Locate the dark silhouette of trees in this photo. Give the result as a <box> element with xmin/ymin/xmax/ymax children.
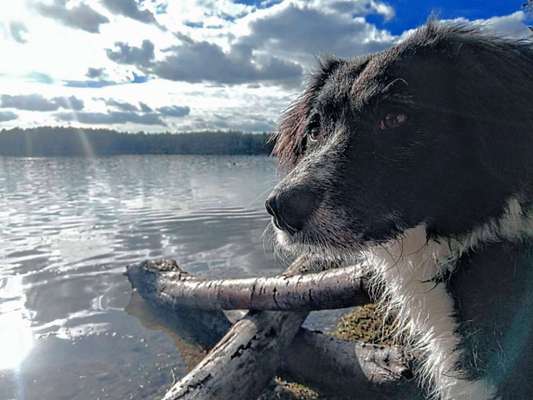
<box><xmin>0</xmin><ymin>127</ymin><xmax>274</xmax><ymax>157</ymax></box>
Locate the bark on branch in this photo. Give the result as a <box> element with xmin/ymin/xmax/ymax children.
<box><xmin>126</xmin><ymin>259</ymin><xmax>371</xmax><ymax>311</ymax></box>
<box><xmin>156</xmin><ymin>256</ymin><xmax>320</xmax><ymax>400</ymax></box>
<box><xmin>126</xmin><ymin>258</ymin><xmax>423</xmax><ymax>399</ymax></box>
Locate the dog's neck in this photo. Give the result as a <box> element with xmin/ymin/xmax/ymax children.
<box><xmin>369</xmin><ymin>197</ymin><xmax>533</xmax><ymax>278</ymax></box>
<box><xmin>361</xmin><ymin>197</ymin><xmax>533</xmax><ymax>400</ymax></box>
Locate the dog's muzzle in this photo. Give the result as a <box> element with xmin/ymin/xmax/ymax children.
<box><xmin>265</xmin><ymin>186</ymin><xmax>322</xmax><ymax>235</ymax></box>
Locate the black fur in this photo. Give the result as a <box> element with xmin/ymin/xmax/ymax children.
<box><xmin>269</xmin><ymin>21</ymin><xmax>533</xmax><ymax>399</ymax></box>
<box><xmin>450</xmin><ymin>241</ymin><xmax>533</xmax><ymax>399</ymax></box>
<box><xmin>271</xmin><ymin>21</ymin><xmax>533</xmax><ymax>248</ymax></box>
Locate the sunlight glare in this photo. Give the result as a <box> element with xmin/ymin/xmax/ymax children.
<box><xmin>0</xmin><ymin>276</ymin><xmax>34</xmax><ymax>371</ymax></box>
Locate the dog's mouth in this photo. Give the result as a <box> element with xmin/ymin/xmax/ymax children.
<box><xmin>269</xmin><ymin>209</ymin><xmax>355</xmax><ymax>253</ymax></box>
<box><xmin>270</xmin><ymin>207</ymin><xmax>406</xmax><ymax>255</ymax></box>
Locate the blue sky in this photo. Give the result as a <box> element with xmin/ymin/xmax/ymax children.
<box><xmin>0</xmin><ymin>0</ymin><xmax>530</xmax><ymax>133</ymax></box>
<box><xmin>369</xmin><ymin>1</ymin><xmax>525</xmax><ymax>34</ymax></box>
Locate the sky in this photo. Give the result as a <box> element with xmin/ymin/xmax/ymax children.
<box><xmin>0</xmin><ymin>0</ymin><xmax>531</xmax><ymax>133</ymax></box>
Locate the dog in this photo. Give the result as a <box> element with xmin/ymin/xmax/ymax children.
<box><xmin>266</xmin><ymin>21</ymin><xmax>533</xmax><ymax>400</ymax></box>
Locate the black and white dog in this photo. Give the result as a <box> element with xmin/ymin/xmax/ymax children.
<box><xmin>266</xmin><ymin>22</ymin><xmax>533</xmax><ymax>400</ymax></box>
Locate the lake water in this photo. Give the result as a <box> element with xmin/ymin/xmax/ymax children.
<box><xmin>0</xmin><ymin>156</ymin><xmax>347</xmax><ymax>400</ymax></box>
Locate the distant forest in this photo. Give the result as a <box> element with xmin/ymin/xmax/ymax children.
<box><xmin>0</xmin><ymin>127</ymin><xmax>274</xmax><ymax>157</ymax></box>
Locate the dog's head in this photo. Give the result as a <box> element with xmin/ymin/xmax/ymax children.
<box><xmin>267</xmin><ymin>22</ymin><xmax>533</xmax><ymax>254</ymax></box>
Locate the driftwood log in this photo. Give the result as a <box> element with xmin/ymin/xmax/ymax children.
<box><xmin>126</xmin><ymin>258</ymin><xmax>424</xmax><ymax>399</ymax></box>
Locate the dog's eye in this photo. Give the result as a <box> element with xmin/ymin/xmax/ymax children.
<box><xmin>378</xmin><ymin>112</ymin><xmax>408</xmax><ymax>130</ymax></box>
<box><xmin>307</xmin><ymin>114</ymin><xmax>322</xmax><ymax>143</ymax></box>
<box><xmin>308</xmin><ymin>127</ymin><xmax>321</xmax><ymax>143</ymax></box>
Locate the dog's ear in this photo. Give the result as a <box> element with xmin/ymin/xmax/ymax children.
<box><xmin>272</xmin><ymin>97</ymin><xmax>308</xmax><ymax>170</ymax></box>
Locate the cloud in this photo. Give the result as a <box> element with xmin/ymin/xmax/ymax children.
<box><xmin>157</xmin><ymin>105</ymin><xmax>191</xmax><ymax>117</ymax></box>
<box><xmin>63</xmin><ymin>80</ymin><xmax>118</xmax><ymax>88</ymax></box>
<box><xmin>214</xmin><ymin>115</ymin><xmax>275</xmax><ymax>132</ymax></box>
<box><xmin>186</xmin><ymin>113</ymin><xmax>275</xmax><ymax>132</ymax></box>
<box><xmin>1</xmin><ymin>94</ymin><xmax>84</xmax><ymax>111</ymax></box>
<box><xmin>101</xmin><ymin>99</ymin><xmax>190</xmax><ymax>117</ymax></box>
<box><xmin>106</xmin><ymin>40</ymin><xmax>155</xmax><ymax>67</ymax></box>
<box><xmin>475</xmin><ymin>11</ymin><xmax>531</xmax><ymax>38</ymax></box>
<box><xmin>63</xmin><ymin>68</ymin><xmax>118</xmax><ymax>88</ymax></box>
<box><xmin>152</xmin><ymin>39</ymin><xmax>303</xmax><ymax>85</ymax></box>
<box><xmin>55</xmin><ymin>97</ymin><xmax>190</xmax><ymax>126</ymax></box>
<box><xmin>139</xmin><ymin>102</ymin><xmax>153</xmax><ymax>112</ymax></box>
<box><xmin>7</xmin><ymin>0</ymin><xmax>531</xmax><ymax>133</ymax></box>
<box><xmin>101</xmin><ymin>0</ymin><xmax>158</xmax><ymax>25</ymax></box>
<box><xmin>64</xmin><ymin>70</ymin><xmax>148</xmax><ymax>88</ymax></box>
<box><xmin>27</xmin><ymin>72</ymin><xmax>54</xmax><ymax>84</ymax></box>
<box><xmin>35</xmin><ymin>0</ymin><xmax>109</xmax><ymax>33</ymax></box>
<box><xmin>0</xmin><ymin>111</ymin><xmax>17</xmax><ymax>122</ymax></box>
<box><xmin>237</xmin><ymin>2</ymin><xmax>396</xmax><ymax>67</ymax></box>
<box><xmin>9</xmin><ymin>22</ymin><xmax>28</xmax><ymax>43</ymax></box>
<box><xmin>104</xmin><ymin>98</ymin><xmax>140</xmax><ymax>112</ymax></box>
<box><xmin>326</xmin><ymin>0</ymin><xmax>395</xmax><ymax>20</ymax></box>
<box><xmin>106</xmin><ymin>35</ymin><xmax>303</xmax><ymax>85</ymax></box>
<box><xmin>53</xmin><ymin>96</ymin><xmax>85</xmax><ymax>111</ymax></box>
<box><xmin>57</xmin><ymin>111</ymin><xmax>165</xmax><ymax>126</ymax></box>
<box><xmin>86</xmin><ymin>67</ymin><xmax>105</xmax><ymax>79</ymax></box>
<box><xmin>103</xmin><ymin>1</ymin><xmax>394</xmax><ymax>86</ymax></box>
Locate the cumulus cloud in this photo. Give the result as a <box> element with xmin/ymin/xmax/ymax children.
<box><xmin>1</xmin><ymin>94</ymin><xmax>84</xmax><ymax>111</ymax></box>
<box><xmin>35</xmin><ymin>0</ymin><xmax>109</xmax><ymax>33</ymax></box>
<box><xmin>153</xmin><ymin>39</ymin><xmax>302</xmax><ymax>85</ymax></box>
<box><xmin>106</xmin><ymin>40</ymin><xmax>155</xmax><ymax>67</ymax></box>
<box><xmin>101</xmin><ymin>0</ymin><xmax>158</xmax><ymax>25</ymax></box>
<box><xmin>106</xmin><ymin>35</ymin><xmax>302</xmax><ymax>85</ymax></box>
<box><xmin>0</xmin><ymin>111</ymin><xmax>17</xmax><ymax>122</ymax></box>
<box><xmin>237</xmin><ymin>2</ymin><xmax>396</xmax><ymax>67</ymax></box>
<box><xmin>57</xmin><ymin>111</ymin><xmax>165</xmax><ymax>126</ymax></box>
<box><xmin>103</xmin><ymin>1</ymin><xmax>395</xmax><ymax>86</ymax></box>
<box><xmin>6</xmin><ymin>0</ymin><xmax>531</xmax><ymax>133</ymax></box>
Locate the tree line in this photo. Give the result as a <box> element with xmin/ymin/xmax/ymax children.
<box><xmin>0</xmin><ymin>127</ymin><xmax>274</xmax><ymax>157</ymax></box>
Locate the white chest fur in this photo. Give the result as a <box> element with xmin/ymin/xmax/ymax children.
<box><xmin>362</xmin><ymin>225</ymin><xmax>496</xmax><ymax>400</ymax></box>
<box><xmin>362</xmin><ymin>198</ymin><xmax>533</xmax><ymax>400</ymax></box>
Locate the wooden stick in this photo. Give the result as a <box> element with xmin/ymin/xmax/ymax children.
<box><xmin>126</xmin><ymin>259</ymin><xmax>370</xmax><ymax>311</ymax></box>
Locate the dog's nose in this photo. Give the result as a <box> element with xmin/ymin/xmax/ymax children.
<box><xmin>265</xmin><ymin>187</ymin><xmax>321</xmax><ymax>234</ymax></box>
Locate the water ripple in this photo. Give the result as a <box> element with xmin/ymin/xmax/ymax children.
<box><xmin>0</xmin><ymin>155</ymin><xmax>280</xmax><ymax>400</ymax></box>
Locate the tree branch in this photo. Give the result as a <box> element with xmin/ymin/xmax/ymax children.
<box><xmin>126</xmin><ymin>259</ymin><xmax>371</xmax><ymax>311</ymax></box>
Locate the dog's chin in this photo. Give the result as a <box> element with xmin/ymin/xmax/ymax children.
<box><xmin>272</xmin><ymin>218</ymin><xmax>407</xmax><ymax>258</ymax></box>
<box><xmin>272</xmin><ymin>223</ymin><xmax>365</xmax><ymax>259</ymax></box>
<box><xmin>274</xmin><ymin>227</ymin><xmax>292</xmax><ymax>248</ymax></box>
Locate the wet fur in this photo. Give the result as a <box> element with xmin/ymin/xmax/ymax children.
<box><xmin>269</xmin><ymin>22</ymin><xmax>533</xmax><ymax>399</ymax></box>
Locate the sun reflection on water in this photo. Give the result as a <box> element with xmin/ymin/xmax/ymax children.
<box><xmin>0</xmin><ymin>275</ymin><xmax>34</xmax><ymax>371</ymax></box>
